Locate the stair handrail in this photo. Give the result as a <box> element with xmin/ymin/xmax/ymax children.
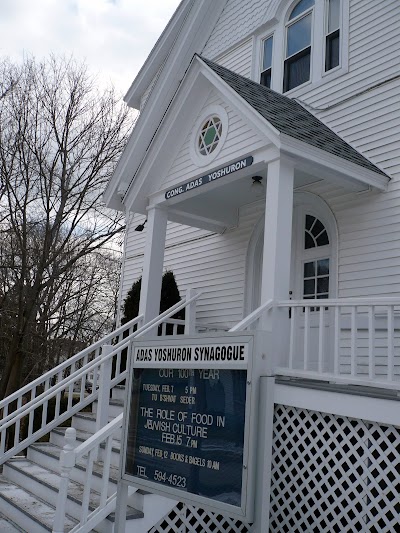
<box><xmin>53</xmin><ymin>414</ymin><xmax>123</xmax><ymax>533</ymax></box>
<box><xmin>229</xmin><ymin>299</ymin><xmax>275</xmax><ymax>332</ymax></box>
<box><xmin>0</xmin><ymin>313</ymin><xmax>144</xmax><ymax>411</ymax></box>
<box><xmin>0</xmin><ymin>290</ymin><xmax>202</xmax><ymax>465</ymax></box>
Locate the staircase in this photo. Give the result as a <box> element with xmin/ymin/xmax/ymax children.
<box><xmin>0</xmin><ymin>292</ymin><xmax>201</xmax><ymax>532</ymax></box>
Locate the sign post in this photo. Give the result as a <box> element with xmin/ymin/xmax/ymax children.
<box><xmin>120</xmin><ymin>332</ymin><xmax>263</xmax><ymax>522</ymax></box>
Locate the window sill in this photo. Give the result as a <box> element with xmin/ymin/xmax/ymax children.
<box><xmin>281</xmin><ymin>64</ymin><xmax>348</xmax><ymax>99</ymax></box>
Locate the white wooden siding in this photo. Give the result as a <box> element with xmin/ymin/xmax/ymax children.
<box><xmin>213</xmin><ymin>39</ymin><xmax>253</xmax><ymax>78</ymax></box>
<box><xmin>121</xmin><ymin>202</ymin><xmax>265</xmax><ymax>326</ymax></box>
<box><xmin>203</xmin><ymin>0</ymin><xmax>269</xmax><ymax>59</ymax></box>
<box><xmin>122</xmin><ymin>0</ymin><xmax>400</xmax><ymax>326</ymax></box>
<box><xmin>162</xmin><ymin>89</ymin><xmax>265</xmax><ymax>190</ymax></box>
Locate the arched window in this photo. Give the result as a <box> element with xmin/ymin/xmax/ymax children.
<box><xmin>302</xmin><ymin>215</ymin><xmax>330</xmax><ymax>300</ymax></box>
<box><xmin>259</xmin><ymin>0</ymin><xmax>345</xmax><ymax>92</ymax></box>
<box><xmin>284</xmin><ymin>0</ymin><xmax>315</xmax><ymax>92</ymax></box>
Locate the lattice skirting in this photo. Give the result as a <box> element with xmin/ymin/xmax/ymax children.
<box><xmin>149</xmin><ymin>502</ymin><xmax>250</xmax><ymax>532</ymax></box>
<box><xmin>270</xmin><ymin>405</ymin><xmax>400</xmax><ymax>532</ymax></box>
<box><xmin>149</xmin><ymin>404</ymin><xmax>400</xmax><ymax>532</ymax></box>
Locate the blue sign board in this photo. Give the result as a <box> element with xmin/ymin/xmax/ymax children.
<box><xmin>125</xmin><ymin>367</ymin><xmax>247</xmax><ymax>507</ymax></box>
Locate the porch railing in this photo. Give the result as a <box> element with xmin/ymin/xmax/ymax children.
<box><xmin>277</xmin><ymin>298</ymin><xmax>400</xmax><ymax>389</ymax></box>
<box><xmin>0</xmin><ymin>289</ymin><xmax>202</xmax><ymax>465</ymax></box>
<box><xmin>231</xmin><ymin>297</ymin><xmax>400</xmax><ymax>390</ymax></box>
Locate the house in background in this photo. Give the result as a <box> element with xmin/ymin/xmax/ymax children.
<box><xmin>1</xmin><ymin>0</ymin><xmax>400</xmax><ymax>531</ymax></box>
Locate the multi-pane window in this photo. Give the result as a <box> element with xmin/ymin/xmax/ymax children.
<box><xmin>283</xmin><ymin>0</ymin><xmax>315</xmax><ymax>92</ymax></box>
<box><xmin>260</xmin><ymin>0</ymin><xmax>345</xmax><ymax>93</ymax></box>
<box><xmin>303</xmin><ymin>215</ymin><xmax>330</xmax><ymax>301</ymax></box>
<box><xmin>260</xmin><ymin>36</ymin><xmax>273</xmax><ymax>88</ymax></box>
<box><xmin>303</xmin><ymin>259</ymin><xmax>330</xmax><ymax>300</ymax></box>
<box><xmin>305</xmin><ymin>214</ymin><xmax>329</xmax><ymax>248</ymax></box>
<box><xmin>198</xmin><ymin>116</ymin><xmax>222</xmax><ymax>156</ymax></box>
<box><xmin>326</xmin><ymin>0</ymin><xmax>340</xmax><ymax>71</ymax></box>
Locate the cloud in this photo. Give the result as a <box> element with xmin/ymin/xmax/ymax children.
<box><xmin>0</xmin><ymin>0</ymin><xmax>181</xmax><ymax>96</ymax></box>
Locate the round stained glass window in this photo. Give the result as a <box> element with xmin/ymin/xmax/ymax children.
<box><xmin>198</xmin><ymin>116</ymin><xmax>222</xmax><ymax>156</ymax></box>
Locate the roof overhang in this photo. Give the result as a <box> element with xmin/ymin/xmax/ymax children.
<box><xmin>103</xmin><ymin>1</ymin><xmax>227</xmax><ymax>211</ymax></box>
<box><xmin>109</xmin><ymin>55</ymin><xmax>389</xmax><ymax>232</ymax></box>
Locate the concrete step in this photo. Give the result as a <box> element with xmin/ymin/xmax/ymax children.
<box><xmin>0</xmin><ymin>512</ymin><xmax>25</xmax><ymax>532</ymax></box>
<box><xmin>72</xmin><ymin>412</ymin><xmax>123</xmax><ymax>440</ymax></box>
<box><xmin>0</xmin><ymin>476</ymin><xmax>77</xmax><ymax>532</ymax></box>
<box><xmin>4</xmin><ymin>459</ymin><xmax>143</xmax><ymax>532</ymax></box>
<box><xmin>50</xmin><ymin>427</ymin><xmax>121</xmax><ymax>467</ymax></box>
<box><xmin>28</xmin><ymin>442</ymin><xmax>119</xmax><ymax>495</ymax></box>
<box><xmin>111</xmin><ymin>384</ymin><xmax>126</xmax><ymax>402</ymax></box>
<box><xmin>92</xmin><ymin>398</ymin><xmax>124</xmax><ymax>418</ymax></box>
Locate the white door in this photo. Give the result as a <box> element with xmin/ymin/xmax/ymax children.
<box><xmin>290</xmin><ymin>204</ymin><xmax>335</xmax><ymax>371</ymax></box>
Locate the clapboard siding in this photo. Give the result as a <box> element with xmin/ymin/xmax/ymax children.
<box><xmin>162</xmin><ymin>90</ymin><xmax>265</xmax><ymax>190</ymax></box>
<box><xmin>213</xmin><ymin>39</ymin><xmax>253</xmax><ymax>78</ymax></box>
<box><xmin>121</xmin><ymin>0</ymin><xmax>400</xmax><ymax>325</ymax></box>
<box><xmin>121</xmin><ymin>201</ymin><xmax>265</xmax><ymax>326</ymax></box>
<box><xmin>203</xmin><ymin>0</ymin><xmax>268</xmax><ymax>59</ymax></box>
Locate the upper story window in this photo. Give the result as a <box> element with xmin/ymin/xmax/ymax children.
<box><xmin>325</xmin><ymin>0</ymin><xmax>340</xmax><ymax>71</ymax></box>
<box><xmin>260</xmin><ymin>36</ymin><xmax>273</xmax><ymax>88</ymax></box>
<box><xmin>259</xmin><ymin>0</ymin><xmax>346</xmax><ymax>94</ymax></box>
<box><xmin>284</xmin><ymin>0</ymin><xmax>315</xmax><ymax>92</ymax></box>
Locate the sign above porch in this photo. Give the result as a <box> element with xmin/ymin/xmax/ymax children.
<box><xmin>165</xmin><ymin>156</ymin><xmax>254</xmax><ymax>199</ymax></box>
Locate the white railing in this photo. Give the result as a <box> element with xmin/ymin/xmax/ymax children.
<box><xmin>229</xmin><ymin>299</ymin><xmax>274</xmax><ymax>332</ymax></box>
<box><xmin>0</xmin><ymin>314</ymin><xmax>143</xmax><ymax>465</ymax></box>
<box><xmin>52</xmin><ymin>290</ymin><xmax>202</xmax><ymax>532</ymax></box>
<box><xmin>52</xmin><ymin>415</ymin><xmax>123</xmax><ymax>533</ymax></box>
<box><xmin>0</xmin><ymin>289</ymin><xmax>202</xmax><ymax>465</ymax></box>
<box><xmin>276</xmin><ymin>298</ymin><xmax>400</xmax><ymax>389</ymax></box>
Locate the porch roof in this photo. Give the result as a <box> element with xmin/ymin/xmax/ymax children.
<box><xmin>200</xmin><ymin>56</ymin><xmax>389</xmax><ymax>179</ymax></box>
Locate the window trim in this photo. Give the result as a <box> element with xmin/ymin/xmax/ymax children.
<box><xmin>257</xmin><ymin>0</ymin><xmax>349</xmax><ymax>95</ymax></box>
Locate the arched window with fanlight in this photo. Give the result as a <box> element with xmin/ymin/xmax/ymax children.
<box><xmin>283</xmin><ymin>0</ymin><xmax>315</xmax><ymax>92</ymax></box>
<box><xmin>302</xmin><ymin>214</ymin><xmax>330</xmax><ymax>301</ymax></box>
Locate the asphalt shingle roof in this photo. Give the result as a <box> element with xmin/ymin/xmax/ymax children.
<box><xmin>200</xmin><ymin>56</ymin><xmax>388</xmax><ymax>178</ymax></box>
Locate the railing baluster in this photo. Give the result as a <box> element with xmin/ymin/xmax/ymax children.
<box><xmin>351</xmin><ymin>306</ymin><xmax>356</xmax><ymax>377</ymax></box>
<box><xmin>387</xmin><ymin>305</ymin><xmax>394</xmax><ymax>381</ymax></box>
<box><xmin>0</xmin><ymin>404</ymin><xmax>9</xmax><ymax>455</ymax></box>
<box><xmin>100</xmin><ymin>435</ymin><xmax>113</xmax><ymax>507</ymax></box>
<box><xmin>318</xmin><ymin>306</ymin><xmax>324</xmax><ymax>373</ymax></box>
<box><xmin>161</xmin><ymin>322</ymin><xmax>167</xmax><ymax>336</ymax></box>
<box><xmin>368</xmin><ymin>306</ymin><xmax>375</xmax><ymax>380</ymax></box>
<box><xmin>81</xmin><ymin>449</ymin><xmax>95</xmax><ymax>524</ymax></box>
<box><xmin>67</xmin><ymin>362</ymin><xmax>75</xmax><ymax>411</ymax></box>
<box><xmin>304</xmin><ymin>307</ymin><xmax>310</xmax><ymax>371</ymax></box>
<box><xmin>27</xmin><ymin>387</ymin><xmax>36</xmax><ymax>439</ymax></box>
<box><xmin>173</xmin><ymin>323</ymin><xmax>178</xmax><ymax>335</ymax></box>
<box><xmin>289</xmin><ymin>306</ymin><xmax>295</xmax><ymax>369</ymax></box>
<box><xmin>42</xmin><ymin>379</ymin><xmax>50</xmax><ymax>429</ymax></box>
<box><xmin>334</xmin><ymin>305</ymin><xmax>340</xmax><ymax>375</ymax></box>
<box><xmin>14</xmin><ymin>396</ymin><xmax>23</xmax><ymax>448</ymax></box>
<box><xmin>55</xmin><ymin>371</ymin><xmax>63</xmax><ymax>419</ymax></box>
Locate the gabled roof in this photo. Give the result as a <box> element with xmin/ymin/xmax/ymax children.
<box><xmin>200</xmin><ymin>57</ymin><xmax>388</xmax><ymax>178</ymax></box>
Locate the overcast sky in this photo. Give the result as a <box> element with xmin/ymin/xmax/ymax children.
<box><xmin>0</xmin><ymin>0</ymin><xmax>181</xmax><ymax>97</ymax></box>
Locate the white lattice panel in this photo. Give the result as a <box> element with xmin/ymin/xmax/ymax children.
<box><xmin>270</xmin><ymin>405</ymin><xmax>400</xmax><ymax>532</ymax></box>
<box><xmin>148</xmin><ymin>404</ymin><xmax>400</xmax><ymax>532</ymax></box>
<box><xmin>149</xmin><ymin>502</ymin><xmax>250</xmax><ymax>533</ymax></box>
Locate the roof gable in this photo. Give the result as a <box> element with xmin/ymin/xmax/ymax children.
<box><xmin>201</xmin><ymin>57</ymin><xmax>388</xmax><ymax>178</ymax></box>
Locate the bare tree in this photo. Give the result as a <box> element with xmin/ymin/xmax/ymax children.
<box><xmin>0</xmin><ymin>56</ymin><xmax>132</xmax><ymax>399</ymax></box>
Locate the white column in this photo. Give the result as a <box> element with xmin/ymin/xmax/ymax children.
<box><xmin>260</xmin><ymin>158</ymin><xmax>294</xmax><ymax>364</ymax></box>
<box><xmin>139</xmin><ymin>205</ymin><xmax>168</xmax><ymax>325</ymax></box>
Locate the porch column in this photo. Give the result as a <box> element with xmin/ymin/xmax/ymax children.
<box><xmin>139</xmin><ymin>205</ymin><xmax>168</xmax><ymax>325</ymax></box>
<box><xmin>260</xmin><ymin>158</ymin><xmax>294</xmax><ymax>363</ymax></box>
